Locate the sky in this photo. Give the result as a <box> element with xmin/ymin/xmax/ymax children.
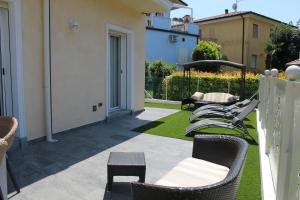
<box><xmin>171</xmin><ymin>0</ymin><xmax>300</xmax><ymax>25</ymax></box>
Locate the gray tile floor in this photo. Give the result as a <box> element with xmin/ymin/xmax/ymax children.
<box><xmin>7</xmin><ymin>108</ymin><xmax>193</xmax><ymax>200</ymax></box>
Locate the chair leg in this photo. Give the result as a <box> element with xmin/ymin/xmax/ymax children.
<box><xmin>0</xmin><ymin>186</ymin><xmax>4</xmax><ymax>200</ymax></box>
<box><xmin>240</xmin><ymin>122</ymin><xmax>250</xmax><ymax>136</ymax></box>
<box><xmin>6</xmin><ymin>156</ymin><xmax>20</xmax><ymax>193</ymax></box>
<box><xmin>239</xmin><ymin>122</ymin><xmax>259</xmax><ymax>144</ymax></box>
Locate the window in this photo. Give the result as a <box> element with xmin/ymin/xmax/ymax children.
<box><xmin>147</xmin><ymin>19</ymin><xmax>152</xmax><ymax>27</ymax></box>
<box><xmin>251</xmin><ymin>55</ymin><xmax>258</xmax><ymax>69</ymax></box>
<box><xmin>253</xmin><ymin>24</ymin><xmax>258</xmax><ymax>38</ymax></box>
<box><xmin>178</xmin><ymin>48</ymin><xmax>188</xmax><ymax>63</ymax></box>
<box><xmin>155</xmin><ymin>12</ymin><xmax>164</xmax><ymax>17</ymax></box>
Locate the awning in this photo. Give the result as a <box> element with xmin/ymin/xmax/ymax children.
<box><xmin>181</xmin><ymin>60</ymin><xmax>247</xmax><ymax>100</ymax></box>
<box><xmin>118</xmin><ymin>0</ymin><xmax>173</xmax><ymax>13</ymax></box>
<box><xmin>182</xmin><ymin>60</ymin><xmax>246</xmax><ymax>70</ymax></box>
<box><xmin>286</xmin><ymin>59</ymin><xmax>300</xmax><ymax>67</ymax></box>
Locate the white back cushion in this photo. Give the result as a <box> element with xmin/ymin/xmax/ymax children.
<box><xmin>202</xmin><ymin>92</ymin><xmax>236</xmax><ymax>103</ymax></box>
<box><xmin>191</xmin><ymin>92</ymin><xmax>204</xmax><ymax>101</ymax></box>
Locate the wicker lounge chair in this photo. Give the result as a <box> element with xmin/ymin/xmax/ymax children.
<box><xmin>185</xmin><ymin>99</ymin><xmax>259</xmax><ymax>136</ymax></box>
<box><xmin>0</xmin><ymin>117</ymin><xmax>19</xmax><ymax>193</ymax></box>
<box><xmin>132</xmin><ymin>135</ymin><xmax>249</xmax><ymax>200</ymax></box>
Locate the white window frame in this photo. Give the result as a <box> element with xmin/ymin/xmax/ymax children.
<box><xmin>106</xmin><ymin>24</ymin><xmax>134</xmax><ymax>117</ymax></box>
<box><xmin>0</xmin><ymin>0</ymin><xmax>25</xmax><ymax>198</ymax></box>
<box><xmin>2</xmin><ymin>0</ymin><xmax>26</xmax><ymax>140</ymax></box>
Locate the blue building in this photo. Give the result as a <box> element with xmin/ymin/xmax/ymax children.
<box><xmin>146</xmin><ymin>1</ymin><xmax>199</xmax><ymax>65</ymax></box>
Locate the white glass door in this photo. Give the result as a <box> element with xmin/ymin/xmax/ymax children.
<box><xmin>109</xmin><ymin>35</ymin><xmax>121</xmax><ymax>111</ymax></box>
<box><xmin>0</xmin><ymin>7</ymin><xmax>12</xmax><ymax>116</ymax></box>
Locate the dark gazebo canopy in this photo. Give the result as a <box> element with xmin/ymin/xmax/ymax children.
<box><xmin>182</xmin><ymin>60</ymin><xmax>247</xmax><ymax>100</ymax></box>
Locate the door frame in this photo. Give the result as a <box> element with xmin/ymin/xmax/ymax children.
<box><xmin>106</xmin><ymin>24</ymin><xmax>134</xmax><ymax>117</ymax></box>
<box><xmin>0</xmin><ymin>6</ymin><xmax>13</xmax><ymax>116</ymax></box>
<box><xmin>1</xmin><ymin>0</ymin><xmax>26</xmax><ymax>141</ymax></box>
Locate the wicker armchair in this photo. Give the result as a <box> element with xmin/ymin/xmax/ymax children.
<box><xmin>131</xmin><ymin>135</ymin><xmax>248</xmax><ymax>200</ymax></box>
<box><xmin>0</xmin><ymin>117</ymin><xmax>18</xmax><ymax>164</ymax></box>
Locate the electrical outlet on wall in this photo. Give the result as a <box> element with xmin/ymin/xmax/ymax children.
<box><xmin>92</xmin><ymin>105</ymin><xmax>97</xmax><ymax>112</ymax></box>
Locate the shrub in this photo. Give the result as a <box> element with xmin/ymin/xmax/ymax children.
<box><xmin>192</xmin><ymin>41</ymin><xmax>222</xmax><ymax>72</ymax></box>
<box><xmin>148</xmin><ymin>60</ymin><xmax>176</xmax><ymax>78</ymax></box>
<box><xmin>162</xmin><ymin>71</ymin><xmax>260</xmax><ymax>101</ymax></box>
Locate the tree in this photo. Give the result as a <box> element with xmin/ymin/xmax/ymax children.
<box><xmin>192</xmin><ymin>41</ymin><xmax>222</xmax><ymax>72</ymax></box>
<box><xmin>297</xmin><ymin>19</ymin><xmax>300</xmax><ymax>29</ymax></box>
<box><xmin>146</xmin><ymin>60</ymin><xmax>177</xmax><ymax>98</ymax></box>
<box><xmin>266</xmin><ymin>24</ymin><xmax>300</xmax><ymax>70</ymax></box>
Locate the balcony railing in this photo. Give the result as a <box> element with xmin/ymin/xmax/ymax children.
<box><xmin>258</xmin><ymin>67</ymin><xmax>300</xmax><ymax>200</ymax></box>
<box><xmin>146</xmin><ymin>16</ymin><xmax>199</xmax><ymax>35</ymax></box>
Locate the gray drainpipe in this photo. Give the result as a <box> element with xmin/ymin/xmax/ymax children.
<box><xmin>43</xmin><ymin>0</ymin><xmax>57</xmax><ymax>142</ymax></box>
<box><xmin>241</xmin><ymin>15</ymin><xmax>245</xmax><ymax>65</ymax></box>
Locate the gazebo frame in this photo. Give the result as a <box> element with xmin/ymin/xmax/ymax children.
<box><xmin>182</xmin><ymin>60</ymin><xmax>247</xmax><ymax>100</ymax></box>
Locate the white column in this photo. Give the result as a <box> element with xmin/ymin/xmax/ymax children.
<box><xmin>0</xmin><ymin>157</ymin><xmax>7</xmax><ymax>200</ymax></box>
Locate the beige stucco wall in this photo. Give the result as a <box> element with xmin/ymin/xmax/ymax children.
<box><xmin>200</xmin><ymin>18</ymin><xmax>244</xmax><ymax>65</ymax></box>
<box><xmin>199</xmin><ymin>15</ymin><xmax>280</xmax><ymax>73</ymax></box>
<box><xmin>21</xmin><ymin>0</ymin><xmax>146</xmax><ymax>138</ymax></box>
<box><xmin>22</xmin><ymin>0</ymin><xmax>46</xmax><ymax>140</ymax></box>
<box><xmin>244</xmin><ymin>16</ymin><xmax>277</xmax><ymax>72</ymax></box>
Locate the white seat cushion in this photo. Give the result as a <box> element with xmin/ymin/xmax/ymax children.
<box><xmin>155</xmin><ymin>157</ymin><xmax>229</xmax><ymax>188</ymax></box>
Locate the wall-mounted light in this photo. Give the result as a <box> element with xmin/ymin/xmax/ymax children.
<box><xmin>69</xmin><ymin>18</ymin><xmax>80</xmax><ymax>31</ymax></box>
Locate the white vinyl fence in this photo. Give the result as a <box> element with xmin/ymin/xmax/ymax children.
<box><xmin>258</xmin><ymin>69</ymin><xmax>300</xmax><ymax>200</ymax></box>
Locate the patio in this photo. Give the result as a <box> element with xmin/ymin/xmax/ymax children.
<box><xmin>7</xmin><ymin>107</ymin><xmax>193</xmax><ymax>200</ymax></box>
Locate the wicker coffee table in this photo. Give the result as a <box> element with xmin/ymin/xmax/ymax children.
<box><xmin>107</xmin><ymin>152</ymin><xmax>146</xmax><ymax>191</ymax></box>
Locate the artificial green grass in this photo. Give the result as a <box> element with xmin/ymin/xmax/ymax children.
<box><xmin>134</xmin><ymin>102</ymin><xmax>261</xmax><ymax>200</ymax></box>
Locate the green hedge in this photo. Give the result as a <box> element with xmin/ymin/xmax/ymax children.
<box><xmin>161</xmin><ymin>73</ymin><xmax>259</xmax><ymax>101</ymax></box>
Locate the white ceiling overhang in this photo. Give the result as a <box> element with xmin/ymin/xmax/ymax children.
<box><xmin>118</xmin><ymin>0</ymin><xmax>173</xmax><ymax>13</ymax></box>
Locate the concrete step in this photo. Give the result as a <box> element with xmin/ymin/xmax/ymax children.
<box><xmin>107</xmin><ymin>110</ymin><xmax>132</xmax><ymax>122</ymax></box>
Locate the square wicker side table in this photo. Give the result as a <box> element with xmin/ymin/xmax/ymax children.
<box><xmin>107</xmin><ymin>152</ymin><xmax>146</xmax><ymax>191</ymax></box>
